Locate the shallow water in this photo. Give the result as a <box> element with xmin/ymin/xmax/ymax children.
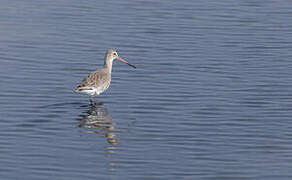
<box><xmin>1</xmin><ymin>0</ymin><xmax>292</xmax><ymax>179</ymax></box>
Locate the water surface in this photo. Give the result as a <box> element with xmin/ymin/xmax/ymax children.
<box><xmin>1</xmin><ymin>0</ymin><xmax>292</xmax><ymax>179</ymax></box>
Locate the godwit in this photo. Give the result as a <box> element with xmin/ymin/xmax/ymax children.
<box><xmin>75</xmin><ymin>49</ymin><xmax>136</xmax><ymax>105</ymax></box>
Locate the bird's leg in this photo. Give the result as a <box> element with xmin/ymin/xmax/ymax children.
<box><xmin>90</xmin><ymin>96</ymin><xmax>96</xmax><ymax>106</ymax></box>
<box><xmin>90</xmin><ymin>96</ymin><xmax>104</xmax><ymax>106</ymax></box>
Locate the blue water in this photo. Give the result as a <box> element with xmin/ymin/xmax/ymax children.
<box><xmin>1</xmin><ymin>0</ymin><xmax>292</xmax><ymax>179</ymax></box>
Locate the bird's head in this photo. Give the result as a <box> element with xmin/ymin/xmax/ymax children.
<box><xmin>106</xmin><ymin>49</ymin><xmax>136</xmax><ymax>68</ymax></box>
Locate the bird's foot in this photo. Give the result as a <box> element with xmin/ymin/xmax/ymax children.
<box><xmin>90</xmin><ymin>98</ymin><xmax>104</xmax><ymax>106</ymax></box>
<box><xmin>90</xmin><ymin>98</ymin><xmax>96</xmax><ymax>106</ymax></box>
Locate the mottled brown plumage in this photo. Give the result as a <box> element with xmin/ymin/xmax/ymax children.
<box><xmin>75</xmin><ymin>68</ymin><xmax>111</xmax><ymax>94</ymax></box>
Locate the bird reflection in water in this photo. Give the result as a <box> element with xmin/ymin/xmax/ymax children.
<box><xmin>77</xmin><ymin>104</ymin><xmax>118</xmax><ymax>145</ymax></box>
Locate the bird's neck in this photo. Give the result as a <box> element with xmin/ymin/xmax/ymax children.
<box><xmin>104</xmin><ymin>57</ymin><xmax>113</xmax><ymax>72</ymax></box>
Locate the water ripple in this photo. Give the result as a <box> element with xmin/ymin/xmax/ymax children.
<box><xmin>1</xmin><ymin>0</ymin><xmax>292</xmax><ymax>179</ymax></box>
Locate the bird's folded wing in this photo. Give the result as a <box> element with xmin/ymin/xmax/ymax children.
<box><xmin>75</xmin><ymin>70</ymin><xmax>109</xmax><ymax>91</ymax></box>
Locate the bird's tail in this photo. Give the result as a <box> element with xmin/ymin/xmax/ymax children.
<box><xmin>75</xmin><ymin>86</ymin><xmax>93</xmax><ymax>92</ymax></box>
<box><xmin>75</xmin><ymin>86</ymin><xmax>82</xmax><ymax>92</ymax></box>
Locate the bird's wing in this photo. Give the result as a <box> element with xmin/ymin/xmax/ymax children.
<box><xmin>75</xmin><ymin>70</ymin><xmax>109</xmax><ymax>91</ymax></box>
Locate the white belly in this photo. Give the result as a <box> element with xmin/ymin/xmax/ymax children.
<box><xmin>78</xmin><ymin>88</ymin><xmax>104</xmax><ymax>96</ymax></box>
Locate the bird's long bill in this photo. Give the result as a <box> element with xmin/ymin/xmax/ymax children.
<box><xmin>117</xmin><ymin>57</ymin><xmax>136</xmax><ymax>69</ymax></box>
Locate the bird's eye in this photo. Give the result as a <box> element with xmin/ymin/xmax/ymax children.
<box><xmin>113</xmin><ymin>53</ymin><xmax>117</xmax><ymax>56</ymax></box>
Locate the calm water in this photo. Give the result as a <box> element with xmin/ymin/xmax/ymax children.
<box><xmin>1</xmin><ymin>0</ymin><xmax>292</xmax><ymax>179</ymax></box>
